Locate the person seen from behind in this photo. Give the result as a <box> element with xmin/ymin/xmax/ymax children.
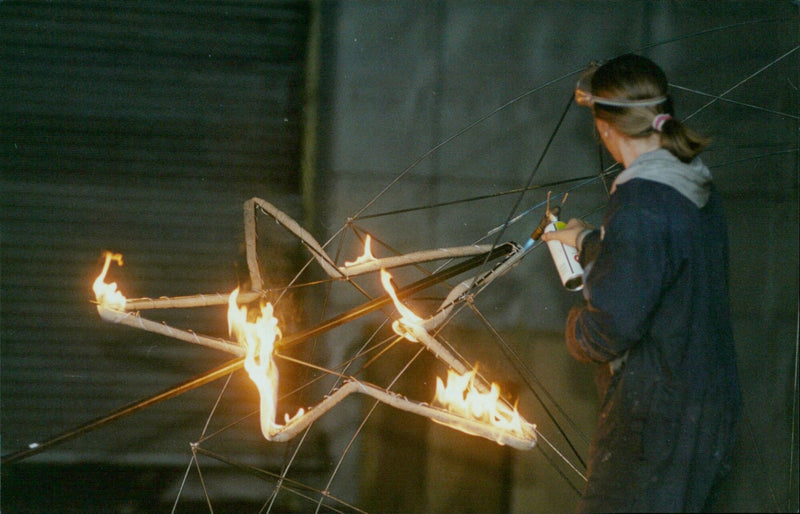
<box><xmin>542</xmin><ymin>53</ymin><xmax>742</xmax><ymax>513</ymax></box>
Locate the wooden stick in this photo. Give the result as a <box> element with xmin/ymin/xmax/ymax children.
<box><xmin>338</xmin><ymin>245</ymin><xmax>494</xmax><ymax>277</ymax></box>
<box><xmin>97</xmin><ymin>306</ymin><xmax>245</xmax><ymax>356</ymax></box>
<box><xmin>245</xmin><ymin>198</ymin><xmax>498</xmax><ymax>280</ymax></box>
<box><xmin>122</xmin><ymin>291</ymin><xmax>262</xmax><ymax>311</ymax></box>
<box><xmin>266</xmin><ymin>379</ymin><xmax>537</xmax><ymax>450</ymax></box>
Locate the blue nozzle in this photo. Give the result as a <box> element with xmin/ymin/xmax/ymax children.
<box><xmin>522</xmin><ymin>238</ymin><xmax>536</xmax><ymax>252</ymax></box>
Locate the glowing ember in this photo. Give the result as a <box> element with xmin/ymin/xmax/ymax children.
<box><xmin>380</xmin><ymin>268</ymin><xmax>425</xmax><ymax>342</ymax></box>
<box><xmin>434</xmin><ymin>368</ymin><xmax>526</xmax><ymax>438</ymax></box>
<box><xmin>92</xmin><ymin>251</ymin><xmax>127</xmax><ymax>310</ymax></box>
<box><xmin>344</xmin><ymin>234</ymin><xmax>377</xmax><ymax>267</ymax></box>
<box><xmin>227</xmin><ymin>288</ymin><xmax>303</xmax><ymax>438</ymax></box>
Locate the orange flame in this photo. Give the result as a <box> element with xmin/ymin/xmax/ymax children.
<box><xmin>92</xmin><ymin>251</ymin><xmax>126</xmax><ymax>310</ymax></box>
<box><xmin>434</xmin><ymin>368</ymin><xmax>526</xmax><ymax>437</ymax></box>
<box><xmin>344</xmin><ymin>234</ymin><xmax>376</xmax><ymax>267</ymax></box>
<box><xmin>380</xmin><ymin>268</ymin><xmax>424</xmax><ymax>342</ymax></box>
<box><xmin>227</xmin><ymin>288</ymin><xmax>303</xmax><ymax>438</ymax></box>
<box><xmin>379</xmin><ymin>268</ymin><xmax>527</xmax><ymax>437</ymax></box>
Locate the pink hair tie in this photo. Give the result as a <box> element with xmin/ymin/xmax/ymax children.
<box><xmin>652</xmin><ymin>113</ymin><xmax>672</xmax><ymax>131</ymax></box>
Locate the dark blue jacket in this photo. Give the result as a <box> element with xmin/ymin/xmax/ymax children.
<box><xmin>566</xmin><ymin>151</ymin><xmax>741</xmax><ymax>512</ymax></box>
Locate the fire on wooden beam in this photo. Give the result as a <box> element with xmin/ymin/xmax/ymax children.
<box><xmin>89</xmin><ymin>198</ymin><xmax>536</xmax><ymax>450</ymax></box>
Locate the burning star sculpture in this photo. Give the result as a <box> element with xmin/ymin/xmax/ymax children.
<box><xmin>92</xmin><ymin>198</ymin><xmax>537</xmax><ymax>450</ymax></box>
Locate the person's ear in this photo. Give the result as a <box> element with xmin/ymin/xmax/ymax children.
<box><xmin>595</xmin><ymin>118</ymin><xmax>611</xmax><ymax>139</ymax></box>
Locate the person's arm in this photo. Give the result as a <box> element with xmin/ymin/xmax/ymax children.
<box><xmin>565</xmin><ymin>202</ymin><xmax>669</xmax><ymax>363</ymax></box>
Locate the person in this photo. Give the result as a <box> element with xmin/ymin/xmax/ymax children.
<box><xmin>542</xmin><ymin>54</ymin><xmax>741</xmax><ymax>512</ymax></box>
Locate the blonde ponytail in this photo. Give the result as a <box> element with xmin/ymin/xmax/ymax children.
<box><xmin>587</xmin><ymin>54</ymin><xmax>710</xmax><ymax>163</ymax></box>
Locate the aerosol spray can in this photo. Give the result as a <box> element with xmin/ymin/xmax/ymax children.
<box><xmin>528</xmin><ymin>205</ymin><xmax>583</xmax><ymax>291</ymax></box>
<box><xmin>544</xmin><ymin>215</ymin><xmax>584</xmax><ymax>291</ymax></box>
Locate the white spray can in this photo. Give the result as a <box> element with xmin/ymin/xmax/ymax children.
<box><xmin>543</xmin><ymin>213</ymin><xmax>584</xmax><ymax>291</ymax></box>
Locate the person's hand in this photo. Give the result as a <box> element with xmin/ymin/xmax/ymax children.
<box><xmin>540</xmin><ymin>218</ymin><xmax>590</xmax><ymax>248</ymax></box>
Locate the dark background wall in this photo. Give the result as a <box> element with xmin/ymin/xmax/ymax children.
<box><xmin>1</xmin><ymin>1</ymin><xmax>314</xmax><ymax>511</ymax></box>
<box><xmin>319</xmin><ymin>2</ymin><xmax>798</xmax><ymax>510</ymax></box>
<box><xmin>2</xmin><ymin>1</ymin><xmax>798</xmax><ymax>512</ymax></box>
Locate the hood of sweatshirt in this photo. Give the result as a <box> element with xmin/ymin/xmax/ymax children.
<box><xmin>611</xmin><ymin>148</ymin><xmax>712</xmax><ymax>208</ymax></box>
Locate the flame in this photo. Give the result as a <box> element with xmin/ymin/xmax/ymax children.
<box><xmin>434</xmin><ymin>367</ymin><xmax>526</xmax><ymax>438</ymax></box>
<box><xmin>92</xmin><ymin>251</ymin><xmax>126</xmax><ymax>310</ymax></box>
<box><xmin>379</xmin><ymin>268</ymin><xmax>527</xmax><ymax>438</ymax></box>
<box><xmin>344</xmin><ymin>234</ymin><xmax>376</xmax><ymax>267</ymax></box>
<box><xmin>227</xmin><ymin>288</ymin><xmax>303</xmax><ymax>438</ymax></box>
<box><xmin>380</xmin><ymin>268</ymin><xmax>424</xmax><ymax>342</ymax></box>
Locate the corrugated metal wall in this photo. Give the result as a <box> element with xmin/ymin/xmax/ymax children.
<box><xmin>1</xmin><ymin>1</ymin><xmax>312</xmax><ymax>509</ymax></box>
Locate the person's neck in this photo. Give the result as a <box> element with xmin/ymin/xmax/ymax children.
<box><xmin>618</xmin><ymin>134</ymin><xmax>661</xmax><ymax>168</ymax></box>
